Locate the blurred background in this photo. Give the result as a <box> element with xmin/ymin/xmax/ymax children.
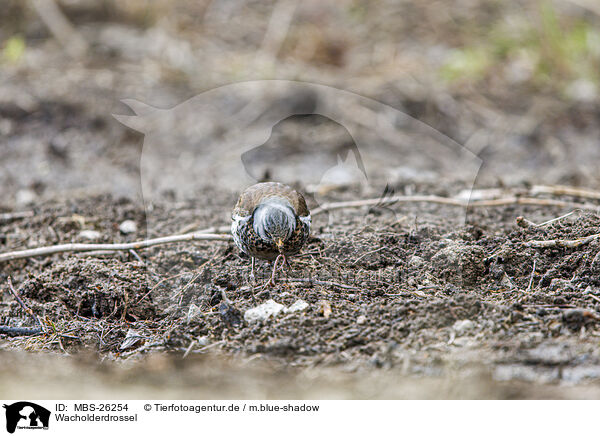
<box><xmin>1</xmin><ymin>0</ymin><xmax>600</xmax><ymax>210</ymax></box>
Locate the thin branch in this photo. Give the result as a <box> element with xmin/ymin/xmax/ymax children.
<box><xmin>534</xmin><ymin>210</ymin><xmax>579</xmax><ymax>227</ymax></box>
<box><xmin>259</xmin><ymin>0</ymin><xmax>298</xmax><ymax>59</ymax></box>
<box><xmin>177</xmin><ymin>224</ymin><xmax>230</xmax><ymax>235</ymax></box>
<box><xmin>2</xmin><ymin>188</ymin><xmax>598</xmax><ymax>263</ymax></box>
<box><xmin>0</xmin><ymin>211</ymin><xmax>34</xmax><ymax>223</ymax></box>
<box><xmin>526</xmin><ymin>259</ymin><xmax>537</xmax><ymax>292</ymax></box>
<box><xmin>7</xmin><ymin>277</ymin><xmax>44</xmax><ymax>329</ymax></box>
<box><xmin>0</xmin><ymin>277</ymin><xmax>44</xmax><ymax>337</ymax></box>
<box><xmin>311</xmin><ymin>195</ymin><xmax>596</xmax><ymax>216</ymax></box>
<box><xmin>128</xmin><ymin>249</ymin><xmax>144</xmax><ymax>263</ymax></box>
<box><xmin>469</xmin><ymin>185</ymin><xmax>600</xmax><ymax>201</ymax></box>
<box><xmin>525</xmin><ymin>233</ymin><xmax>600</xmax><ymax>248</ymax></box>
<box><xmin>589</xmin><ymin>294</ymin><xmax>600</xmax><ymax>304</ymax></box>
<box><xmin>516</xmin><ymin>210</ymin><xmax>579</xmax><ymax>229</ymax></box>
<box><xmin>312</xmin><ymin>195</ymin><xmax>461</xmax><ymax>215</ymax></box>
<box><xmin>0</xmin><ymin>232</ymin><xmax>231</xmax><ymax>263</ymax></box>
<box><xmin>75</xmin><ymin>250</ymin><xmax>119</xmax><ymax>257</ymax></box>
<box><xmin>350</xmin><ymin>246</ymin><xmax>387</xmax><ymax>266</ymax></box>
<box><xmin>30</xmin><ymin>0</ymin><xmax>88</xmax><ymax>57</ymax></box>
<box><xmin>285</xmin><ymin>277</ymin><xmax>360</xmax><ymax>290</ymax></box>
<box><xmin>0</xmin><ymin>326</ymin><xmax>42</xmax><ymax>337</ymax></box>
<box><xmin>531</xmin><ymin>185</ymin><xmax>600</xmax><ymax>200</ymax></box>
<box><xmin>182</xmin><ymin>339</ymin><xmax>196</xmax><ymax>359</ymax></box>
<box><xmin>516</xmin><ymin>216</ymin><xmax>537</xmax><ymax>228</ymax></box>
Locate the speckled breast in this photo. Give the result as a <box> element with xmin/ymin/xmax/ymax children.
<box><xmin>232</xmin><ymin>215</ymin><xmax>310</xmax><ymax>261</ymax></box>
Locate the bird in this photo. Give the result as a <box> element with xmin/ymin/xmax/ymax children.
<box><xmin>231</xmin><ymin>182</ymin><xmax>311</xmax><ymax>287</ymax></box>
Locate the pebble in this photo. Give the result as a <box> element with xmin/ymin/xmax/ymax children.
<box><xmin>196</xmin><ymin>336</ymin><xmax>209</xmax><ymax>347</ymax></box>
<box><xmin>120</xmin><ymin>329</ymin><xmax>145</xmax><ymax>350</ymax></box>
<box><xmin>565</xmin><ymin>78</ymin><xmax>597</xmax><ymax>103</ymax></box>
<box><xmin>284</xmin><ymin>299</ymin><xmax>309</xmax><ymax>313</ymax></box>
<box><xmin>78</xmin><ymin>230</ymin><xmax>102</xmax><ymax>240</ymax></box>
<box><xmin>408</xmin><ymin>255</ymin><xmax>425</xmax><ymax>269</ymax></box>
<box><xmin>119</xmin><ymin>220</ymin><xmax>138</xmax><ymax>234</ymax></box>
<box><xmin>356</xmin><ymin>315</ymin><xmax>367</xmax><ymax>325</ymax></box>
<box><xmin>526</xmin><ymin>343</ymin><xmax>571</xmax><ymax>365</ymax></box>
<box><xmin>318</xmin><ymin>300</ymin><xmax>332</xmax><ymax>319</ymax></box>
<box><xmin>0</xmin><ymin>118</ymin><xmax>13</xmax><ymax>136</ymax></box>
<box><xmin>186</xmin><ymin>303</ymin><xmax>201</xmax><ymax>324</ymax></box>
<box><xmin>452</xmin><ymin>337</ymin><xmax>472</xmax><ymax>347</ymax></box>
<box><xmin>15</xmin><ymin>189</ymin><xmax>36</xmax><ymax>207</ymax></box>
<box><xmin>244</xmin><ymin>299</ymin><xmax>285</xmax><ymax>323</ymax></box>
<box><xmin>453</xmin><ymin>319</ymin><xmax>475</xmax><ymax>335</ymax></box>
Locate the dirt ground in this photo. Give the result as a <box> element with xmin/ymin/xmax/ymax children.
<box><xmin>2</xmin><ymin>0</ymin><xmax>600</xmax><ymax>399</ymax></box>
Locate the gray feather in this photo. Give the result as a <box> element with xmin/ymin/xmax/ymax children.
<box><xmin>253</xmin><ymin>198</ymin><xmax>296</xmax><ymax>242</ymax></box>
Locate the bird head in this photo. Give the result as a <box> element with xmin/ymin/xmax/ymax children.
<box><xmin>252</xmin><ymin>198</ymin><xmax>296</xmax><ymax>248</ymax></box>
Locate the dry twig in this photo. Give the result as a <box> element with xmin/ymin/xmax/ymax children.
<box><xmin>0</xmin><ymin>211</ymin><xmax>34</xmax><ymax>223</ymax></box>
<box><xmin>3</xmin><ymin>188</ymin><xmax>599</xmax><ymax>263</ymax></box>
<box><xmin>468</xmin><ymin>185</ymin><xmax>600</xmax><ymax>201</ymax></box>
<box><xmin>531</xmin><ymin>185</ymin><xmax>600</xmax><ymax>200</ymax></box>
<box><xmin>526</xmin><ymin>259</ymin><xmax>537</xmax><ymax>292</ymax></box>
<box><xmin>0</xmin><ymin>231</ymin><xmax>231</xmax><ymax>263</ymax></box>
<box><xmin>525</xmin><ymin>233</ymin><xmax>600</xmax><ymax>248</ymax></box>
<box><xmin>516</xmin><ymin>210</ymin><xmax>579</xmax><ymax>229</ymax></box>
<box><xmin>6</xmin><ymin>277</ymin><xmax>43</xmax><ymax>329</ymax></box>
<box><xmin>259</xmin><ymin>0</ymin><xmax>298</xmax><ymax>59</ymax></box>
<box><xmin>0</xmin><ymin>277</ymin><xmax>44</xmax><ymax>337</ymax></box>
<box><xmin>312</xmin><ymin>195</ymin><xmax>596</xmax><ymax>216</ymax></box>
<box><xmin>30</xmin><ymin>0</ymin><xmax>88</xmax><ymax>57</ymax></box>
<box><xmin>0</xmin><ymin>326</ymin><xmax>42</xmax><ymax>337</ymax></box>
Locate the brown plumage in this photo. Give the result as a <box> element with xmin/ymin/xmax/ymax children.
<box><xmin>231</xmin><ymin>182</ymin><xmax>311</xmax><ymax>286</ymax></box>
<box><xmin>232</xmin><ymin>182</ymin><xmax>310</xmax><ymax>218</ymax></box>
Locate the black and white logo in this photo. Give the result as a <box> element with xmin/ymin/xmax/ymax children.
<box><xmin>3</xmin><ymin>402</ymin><xmax>50</xmax><ymax>434</ymax></box>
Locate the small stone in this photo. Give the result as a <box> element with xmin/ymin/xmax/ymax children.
<box><xmin>526</xmin><ymin>343</ymin><xmax>571</xmax><ymax>365</ymax></box>
<box><xmin>119</xmin><ymin>219</ymin><xmax>138</xmax><ymax>234</ymax></box>
<box><xmin>453</xmin><ymin>319</ymin><xmax>475</xmax><ymax>335</ymax></box>
<box><xmin>566</xmin><ymin>78</ymin><xmax>597</xmax><ymax>103</ymax></box>
<box><xmin>284</xmin><ymin>299</ymin><xmax>309</xmax><ymax>313</ymax></box>
<box><xmin>562</xmin><ymin>309</ymin><xmax>585</xmax><ymax>324</ymax></box>
<box><xmin>196</xmin><ymin>336</ymin><xmax>209</xmax><ymax>347</ymax></box>
<box><xmin>186</xmin><ymin>303</ymin><xmax>201</xmax><ymax>324</ymax></box>
<box><xmin>120</xmin><ymin>329</ymin><xmax>145</xmax><ymax>350</ymax></box>
<box><xmin>500</xmin><ymin>273</ymin><xmax>514</xmax><ymax>289</ymax></box>
<box><xmin>78</xmin><ymin>230</ymin><xmax>102</xmax><ymax>240</ymax></box>
<box><xmin>48</xmin><ymin>134</ymin><xmax>70</xmax><ymax>160</ymax></box>
<box><xmin>356</xmin><ymin>315</ymin><xmax>367</xmax><ymax>325</ymax></box>
<box><xmin>318</xmin><ymin>300</ymin><xmax>332</xmax><ymax>319</ymax></box>
<box><xmin>408</xmin><ymin>255</ymin><xmax>425</xmax><ymax>269</ymax></box>
<box><xmin>452</xmin><ymin>337</ymin><xmax>471</xmax><ymax>347</ymax></box>
<box><xmin>244</xmin><ymin>299</ymin><xmax>285</xmax><ymax>323</ymax></box>
<box><xmin>0</xmin><ymin>118</ymin><xmax>13</xmax><ymax>136</ymax></box>
<box><xmin>15</xmin><ymin>189</ymin><xmax>36</xmax><ymax>207</ymax></box>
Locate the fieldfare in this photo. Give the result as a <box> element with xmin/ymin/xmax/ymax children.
<box><xmin>231</xmin><ymin>182</ymin><xmax>311</xmax><ymax>287</ymax></box>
